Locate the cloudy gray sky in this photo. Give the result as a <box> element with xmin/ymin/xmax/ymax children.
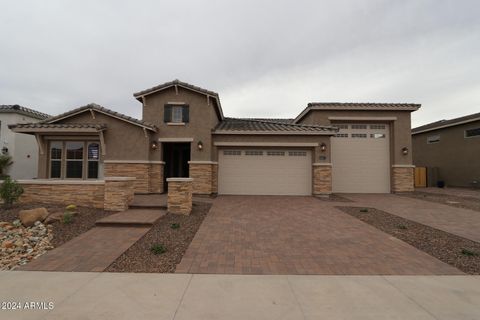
<box><xmin>1</xmin><ymin>0</ymin><xmax>479</xmax><ymax>127</ymax></box>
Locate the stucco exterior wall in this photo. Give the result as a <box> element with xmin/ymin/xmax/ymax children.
<box><xmin>298</xmin><ymin>110</ymin><xmax>414</xmax><ymax>166</ymax></box>
<box><xmin>143</xmin><ymin>86</ymin><xmax>221</xmax><ymax>162</ymax></box>
<box><xmin>1</xmin><ymin>113</ymin><xmax>40</xmax><ymax>179</ymax></box>
<box><xmin>412</xmin><ymin>121</ymin><xmax>480</xmax><ymax>187</ymax></box>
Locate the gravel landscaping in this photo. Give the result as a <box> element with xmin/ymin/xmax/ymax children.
<box><xmin>106</xmin><ymin>202</ymin><xmax>211</xmax><ymax>273</ymax></box>
<box><xmin>337</xmin><ymin>206</ymin><xmax>480</xmax><ymax>274</ymax></box>
<box><xmin>400</xmin><ymin>191</ymin><xmax>480</xmax><ymax>212</ymax></box>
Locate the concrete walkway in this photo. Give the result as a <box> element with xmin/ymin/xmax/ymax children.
<box><xmin>344</xmin><ymin>193</ymin><xmax>480</xmax><ymax>242</ymax></box>
<box><xmin>0</xmin><ymin>271</ymin><xmax>479</xmax><ymax>320</ymax></box>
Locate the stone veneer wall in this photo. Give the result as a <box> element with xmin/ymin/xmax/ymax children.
<box><xmin>18</xmin><ymin>181</ymin><xmax>105</xmax><ymax>209</ymax></box>
<box><xmin>392</xmin><ymin>166</ymin><xmax>414</xmax><ymax>192</ymax></box>
<box><xmin>167</xmin><ymin>178</ymin><xmax>193</xmax><ymax>215</ymax></box>
<box><xmin>104</xmin><ymin>162</ymin><xmax>154</xmax><ymax>193</ymax></box>
<box><xmin>189</xmin><ymin>162</ymin><xmax>217</xmax><ymax>194</ymax></box>
<box><xmin>104</xmin><ymin>177</ymin><xmax>136</xmax><ymax>211</ymax></box>
<box><xmin>313</xmin><ymin>164</ymin><xmax>332</xmax><ymax>195</ymax></box>
<box><xmin>148</xmin><ymin>163</ymin><xmax>164</xmax><ymax>193</ymax></box>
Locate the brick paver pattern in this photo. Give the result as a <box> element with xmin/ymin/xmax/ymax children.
<box><xmin>176</xmin><ymin>196</ymin><xmax>462</xmax><ymax>275</ymax></box>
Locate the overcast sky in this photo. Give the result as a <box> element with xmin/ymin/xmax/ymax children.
<box><xmin>1</xmin><ymin>0</ymin><xmax>479</xmax><ymax>127</ymax></box>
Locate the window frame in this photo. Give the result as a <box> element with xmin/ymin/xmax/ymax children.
<box><xmin>464</xmin><ymin>127</ymin><xmax>480</xmax><ymax>139</ymax></box>
<box><xmin>171</xmin><ymin>106</ymin><xmax>184</xmax><ymax>123</ymax></box>
<box><xmin>87</xmin><ymin>142</ymin><xmax>100</xmax><ymax>179</ymax></box>
<box><xmin>48</xmin><ymin>140</ymin><xmax>101</xmax><ymax>180</ymax></box>
<box><xmin>427</xmin><ymin>135</ymin><xmax>441</xmax><ymax>144</ymax></box>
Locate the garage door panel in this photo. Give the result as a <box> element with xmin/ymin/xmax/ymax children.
<box><xmin>332</xmin><ymin>124</ymin><xmax>390</xmax><ymax>193</ymax></box>
<box><xmin>218</xmin><ymin>149</ymin><xmax>312</xmax><ymax>195</ymax></box>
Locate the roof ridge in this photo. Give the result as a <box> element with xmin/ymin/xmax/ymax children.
<box><xmin>44</xmin><ymin>103</ymin><xmax>157</xmax><ymax>131</ymax></box>
<box><xmin>133</xmin><ymin>79</ymin><xmax>219</xmax><ymax>98</ymax></box>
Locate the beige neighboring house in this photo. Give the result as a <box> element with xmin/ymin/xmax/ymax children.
<box><xmin>9</xmin><ymin>80</ymin><xmax>419</xmax><ymax>195</ymax></box>
<box><xmin>0</xmin><ymin>105</ymin><xmax>50</xmax><ymax>179</ymax></box>
<box><xmin>412</xmin><ymin>112</ymin><xmax>480</xmax><ymax>188</ymax></box>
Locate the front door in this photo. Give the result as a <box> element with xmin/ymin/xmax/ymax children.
<box><xmin>163</xmin><ymin>142</ymin><xmax>191</xmax><ymax>190</ymax></box>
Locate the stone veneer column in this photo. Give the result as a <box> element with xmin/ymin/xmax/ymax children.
<box><xmin>104</xmin><ymin>177</ymin><xmax>136</xmax><ymax>211</ymax></box>
<box><xmin>149</xmin><ymin>162</ymin><xmax>164</xmax><ymax>193</ymax></box>
<box><xmin>313</xmin><ymin>163</ymin><xmax>332</xmax><ymax>195</ymax></box>
<box><xmin>167</xmin><ymin>178</ymin><xmax>193</xmax><ymax>215</ymax></box>
<box><xmin>188</xmin><ymin>162</ymin><xmax>217</xmax><ymax>195</ymax></box>
<box><xmin>392</xmin><ymin>165</ymin><xmax>414</xmax><ymax>192</ymax></box>
<box><xmin>104</xmin><ymin>162</ymin><xmax>150</xmax><ymax>193</ymax></box>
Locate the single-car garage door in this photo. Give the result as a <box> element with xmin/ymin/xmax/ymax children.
<box><xmin>331</xmin><ymin>123</ymin><xmax>390</xmax><ymax>193</ymax></box>
<box><xmin>218</xmin><ymin>149</ymin><xmax>312</xmax><ymax>195</ymax></box>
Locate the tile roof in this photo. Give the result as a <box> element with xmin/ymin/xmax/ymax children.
<box><xmin>9</xmin><ymin>123</ymin><xmax>107</xmax><ymax>130</ymax></box>
<box><xmin>133</xmin><ymin>79</ymin><xmax>219</xmax><ymax>99</ymax></box>
<box><xmin>412</xmin><ymin>112</ymin><xmax>480</xmax><ymax>134</ymax></box>
<box><xmin>44</xmin><ymin>103</ymin><xmax>157</xmax><ymax>131</ymax></box>
<box><xmin>214</xmin><ymin>117</ymin><xmax>337</xmax><ymax>134</ymax></box>
<box><xmin>294</xmin><ymin>102</ymin><xmax>421</xmax><ymax>123</ymax></box>
<box><xmin>0</xmin><ymin>104</ymin><xmax>50</xmax><ymax>120</ymax></box>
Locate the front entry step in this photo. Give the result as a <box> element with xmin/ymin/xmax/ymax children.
<box><xmin>96</xmin><ymin>209</ymin><xmax>166</xmax><ymax>227</ymax></box>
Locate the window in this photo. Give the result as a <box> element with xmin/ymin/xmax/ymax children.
<box><xmin>370</xmin><ymin>133</ymin><xmax>386</xmax><ymax>139</ymax></box>
<box><xmin>335</xmin><ymin>133</ymin><xmax>349</xmax><ymax>138</ymax></box>
<box><xmin>465</xmin><ymin>127</ymin><xmax>480</xmax><ymax>138</ymax></box>
<box><xmin>245</xmin><ymin>150</ymin><xmax>263</xmax><ymax>156</ymax></box>
<box><xmin>164</xmin><ymin>104</ymin><xmax>189</xmax><ymax>123</ymax></box>
<box><xmin>334</xmin><ymin>124</ymin><xmax>348</xmax><ymax>129</ymax></box>
<box><xmin>352</xmin><ymin>133</ymin><xmax>367</xmax><ymax>138</ymax></box>
<box><xmin>427</xmin><ymin>135</ymin><xmax>440</xmax><ymax>144</ymax></box>
<box><xmin>50</xmin><ymin>141</ymin><xmax>62</xmax><ymax>178</ymax></box>
<box><xmin>223</xmin><ymin>150</ymin><xmax>241</xmax><ymax>156</ymax></box>
<box><xmin>66</xmin><ymin>142</ymin><xmax>83</xmax><ymax>178</ymax></box>
<box><xmin>351</xmin><ymin>124</ymin><xmax>367</xmax><ymax>130</ymax></box>
<box><xmin>267</xmin><ymin>151</ymin><xmax>285</xmax><ymax>156</ymax></box>
<box><xmin>370</xmin><ymin>124</ymin><xmax>386</xmax><ymax>129</ymax></box>
<box><xmin>87</xmin><ymin>143</ymin><xmax>100</xmax><ymax>178</ymax></box>
<box><xmin>289</xmin><ymin>151</ymin><xmax>307</xmax><ymax>156</ymax></box>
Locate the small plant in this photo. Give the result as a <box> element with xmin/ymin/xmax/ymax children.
<box><xmin>359</xmin><ymin>208</ymin><xmax>369</xmax><ymax>213</ymax></box>
<box><xmin>171</xmin><ymin>223</ymin><xmax>180</xmax><ymax>229</ymax></box>
<box><xmin>66</xmin><ymin>204</ymin><xmax>77</xmax><ymax>212</ymax></box>
<box><xmin>0</xmin><ymin>177</ymin><xmax>24</xmax><ymax>208</ymax></box>
<box><xmin>150</xmin><ymin>244</ymin><xmax>167</xmax><ymax>255</ymax></box>
<box><xmin>397</xmin><ymin>224</ymin><xmax>408</xmax><ymax>230</ymax></box>
<box><xmin>461</xmin><ymin>249</ymin><xmax>477</xmax><ymax>257</ymax></box>
<box><xmin>62</xmin><ymin>212</ymin><xmax>74</xmax><ymax>224</ymax></box>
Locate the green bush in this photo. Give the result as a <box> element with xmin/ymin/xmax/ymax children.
<box><xmin>150</xmin><ymin>244</ymin><xmax>167</xmax><ymax>255</ymax></box>
<box><xmin>461</xmin><ymin>249</ymin><xmax>477</xmax><ymax>257</ymax></box>
<box><xmin>0</xmin><ymin>177</ymin><xmax>24</xmax><ymax>207</ymax></box>
<box><xmin>397</xmin><ymin>224</ymin><xmax>408</xmax><ymax>230</ymax></box>
<box><xmin>62</xmin><ymin>212</ymin><xmax>74</xmax><ymax>224</ymax></box>
<box><xmin>170</xmin><ymin>223</ymin><xmax>180</xmax><ymax>229</ymax></box>
<box><xmin>359</xmin><ymin>208</ymin><xmax>369</xmax><ymax>213</ymax></box>
<box><xmin>0</xmin><ymin>155</ymin><xmax>13</xmax><ymax>177</ymax></box>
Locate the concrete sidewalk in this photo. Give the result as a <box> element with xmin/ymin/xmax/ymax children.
<box><xmin>0</xmin><ymin>272</ymin><xmax>479</xmax><ymax>320</ymax></box>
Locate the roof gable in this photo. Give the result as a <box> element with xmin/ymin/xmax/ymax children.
<box><xmin>45</xmin><ymin>103</ymin><xmax>157</xmax><ymax>131</ymax></box>
<box><xmin>133</xmin><ymin>79</ymin><xmax>224</xmax><ymax>120</ymax></box>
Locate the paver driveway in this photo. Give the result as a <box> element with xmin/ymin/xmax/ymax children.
<box><xmin>176</xmin><ymin>196</ymin><xmax>461</xmax><ymax>275</ymax></box>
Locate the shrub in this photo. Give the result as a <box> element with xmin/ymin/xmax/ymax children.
<box><xmin>62</xmin><ymin>212</ymin><xmax>74</xmax><ymax>224</ymax></box>
<box><xmin>0</xmin><ymin>177</ymin><xmax>24</xmax><ymax>208</ymax></box>
<box><xmin>359</xmin><ymin>208</ymin><xmax>369</xmax><ymax>213</ymax></box>
<box><xmin>170</xmin><ymin>223</ymin><xmax>180</xmax><ymax>229</ymax></box>
<box><xmin>150</xmin><ymin>244</ymin><xmax>167</xmax><ymax>255</ymax></box>
<box><xmin>461</xmin><ymin>249</ymin><xmax>477</xmax><ymax>257</ymax></box>
<box><xmin>397</xmin><ymin>224</ymin><xmax>407</xmax><ymax>230</ymax></box>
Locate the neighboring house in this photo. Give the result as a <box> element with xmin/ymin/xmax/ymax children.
<box><xmin>412</xmin><ymin>112</ymin><xmax>480</xmax><ymax>188</ymax></box>
<box><xmin>0</xmin><ymin>105</ymin><xmax>50</xmax><ymax>179</ymax></box>
<box><xmin>9</xmin><ymin>80</ymin><xmax>419</xmax><ymax>195</ymax></box>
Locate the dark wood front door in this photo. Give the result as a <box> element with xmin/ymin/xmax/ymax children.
<box><xmin>163</xmin><ymin>142</ymin><xmax>191</xmax><ymax>190</ymax></box>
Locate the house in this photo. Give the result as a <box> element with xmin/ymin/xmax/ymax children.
<box><xmin>412</xmin><ymin>112</ymin><xmax>480</xmax><ymax>188</ymax></box>
<box><xmin>0</xmin><ymin>105</ymin><xmax>50</xmax><ymax>179</ymax></box>
<box><xmin>9</xmin><ymin>80</ymin><xmax>419</xmax><ymax>196</ymax></box>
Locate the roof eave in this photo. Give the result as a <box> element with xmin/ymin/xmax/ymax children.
<box><xmin>412</xmin><ymin>116</ymin><xmax>480</xmax><ymax>135</ymax></box>
<box><xmin>212</xmin><ymin>130</ymin><xmax>336</xmax><ymax>136</ymax></box>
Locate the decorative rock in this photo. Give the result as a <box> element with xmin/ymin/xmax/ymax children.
<box><xmin>19</xmin><ymin>208</ymin><xmax>49</xmax><ymax>227</ymax></box>
<box><xmin>2</xmin><ymin>241</ymin><xmax>14</xmax><ymax>248</ymax></box>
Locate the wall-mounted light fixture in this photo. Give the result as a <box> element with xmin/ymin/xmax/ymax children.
<box><xmin>197</xmin><ymin>141</ymin><xmax>203</xmax><ymax>151</ymax></box>
<box><xmin>150</xmin><ymin>141</ymin><xmax>158</xmax><ymax>150</ymax></box>
<box><xmin>1</xmin><ymin>147</ymin><xmax>8</xmax><ymax>154</ymax></box>
<box><xmin>320</xmin><ymin>143</ymin><xmax>327</xmax><ymax>152</ymax></box>
<box><xmin>401</xmin><ymin>147</ymin><xmax>409</xmax><ymax>155</ymax></box>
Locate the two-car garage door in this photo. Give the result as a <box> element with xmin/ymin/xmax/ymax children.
<box><xmin>218</xmin><ymin>149</ymin><xmax>312</xmax><ymax>195</ymax></box>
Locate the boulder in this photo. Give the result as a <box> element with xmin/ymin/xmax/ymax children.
<box><xmin>18</xmin><ymin>208</ymin><xmax>49</xmax><ymax>227</ymax></box>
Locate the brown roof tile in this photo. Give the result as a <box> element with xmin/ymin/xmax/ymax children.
<box><xmin>214</xmin><ymin>117</ymin><xmax>337</xmax><ymax>134</ymax></box>
<box><xmin>0</xmin><ymin>104</ymin><xmax>50</xmax><ymax>120</ymax></box>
